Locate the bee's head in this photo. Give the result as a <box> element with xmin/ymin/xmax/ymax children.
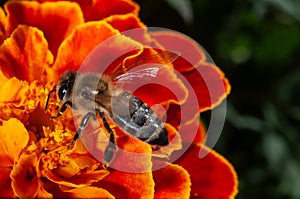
<box><xmin>57</xmin><ymin>70</ymin><xmax>77</xmax><ymax>101</ymax></box>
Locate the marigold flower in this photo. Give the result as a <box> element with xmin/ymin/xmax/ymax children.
<box><xmin>0</xmin><ymin>0</ymin><xmax>238</xmax><ymax>198</ymax></box>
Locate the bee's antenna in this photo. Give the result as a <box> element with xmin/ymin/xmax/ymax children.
<box><xmin>44</xmin><ymin>88</ymin><xmax>56</xmax><ymax>112</ymax></box>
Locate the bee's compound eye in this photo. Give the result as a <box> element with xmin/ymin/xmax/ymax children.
<box><xmin>58</xmin><ymin>84</ymin><xmax>69</xmax><ymax>100</ymax></box>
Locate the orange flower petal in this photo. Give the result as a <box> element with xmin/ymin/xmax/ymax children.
<box><xmin>105</xmin><ymin>13</ymin><xmax>146</xmax><ymax>33</ymax></box>
<box><xmin>180</xmin><ymin>119</ymin><xmax>206</xmax><ymax>144</ymax></box>
<box><xmin>10</xmin><ymin>153</ymin><xmax>40</xmax><ymax>198</ymax></box>
<box><xmin>95</xmin><ymin>170</ymin><xmax>154</xmax><ymax>199</ymax></box>
<box><xmin>0</xmin><ymin>118</ymin><xmax>29</xmax><ymax>166</ymax></box>
<box><xmin>70</xmin><ymin>155</ymin><xmax>98</xmax><ymax>170</ymax></box>
<box><xmin>175</xmin><ymin>144</ymin><xmax>238</xmax><ymax>199</ymax></box>
<box><xmin>0</xmin><ymin>25</ymin><xmax>53</xmax><ymax>82</ymax></box>
<box><xmin>99</xmin><ymin>126</ymin><xmax>153</xmax><ymax>172</ymax></box>
<box><xmin>53</xmin><ymin>21</ymin><xmax>143</xmax><ymax>80</ymax></box>
<box><xmin>52</xmin><ymin>160</ymin><xmax>81</xmax><ymax>179</ymax></box>
<box><xmin>5</xmin><ymin>1</ymin><xmax>84</xmax><ymax>55</ymax></box>
<box><xmin>132</xmin><ymin>66</ymin><xmax>188</xmax><ymax>106</ymax></box>
<box><xmin>0</xmin><ymin>78</ymin><xmax>42</xmax><ymax>123</ymax></box>
<box><xmin>150</xmin><ymin>30</ymin><xmax>206</xmax><ymax>73</ymax></box>
<box><xmin>92</xmin><ymin>130</ymin><xmax>153</xmax><ymax>196</ymax></box>
<box><xmin>90</xmin><ymin>131</ymin><xmax>156</xmax><ymax>198</ymax></box>
<box><xmin>166</xmin><ymin>64</ymin><xmax>231</xmax><ymax>125</ymax></box>
<box><xmin>69</xmin><ymin>0</ymin><xmax>139</xmax><ymax>22</ymax></box>
<box><xmin>0</xmin><ymin>167</ymin><xmax>14</xmax><ymax>198</ymax></box>
<box><xmin>153</xmin><ymin>164</ymin><xmax>191</xmax><ymax>199</ymax></box>
<box><xmin>41</xmin><ymin>180</ymin><xmax>114</xmax><ymax>198</ymax></box>
<box><xmin>150</xmin><ymin>30</ymin><xmax>231</xmax><ymax>115</ymax></box>
<box><xmin>38</xmin><ymin>0</ymin><xmax>139</xmax><ymax>21</ymax></box>
<box><xmin>45</xmin><ymin>168</ymin><xmax>110</xmax><ymax>188</ymax></box>
<box><xmin>0</xmin><ymin>77</ymin><xmax>29</xmax><ymax>105</ymax></box>
<box><xmin>183</xmin><ymin>62</ymin><xmax>231</xmax><ymax>112</ymax></box>
<box><xmin>63</xmin><ymin>186</ymin><xmax>114</xmax><ymax>198</ymax></box>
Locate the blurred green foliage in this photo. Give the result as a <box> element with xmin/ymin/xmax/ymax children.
<box><xmin>1</xmin><ymin>0</ymin><xmax>300</xmax><ymax>198</ymax></box>
<box><xmin>135</xmin><ymin>0</ymin><xmax>300</xmax><ymax>198</ymax></box>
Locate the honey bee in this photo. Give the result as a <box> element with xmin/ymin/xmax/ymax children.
<box><xmin>44</xmin><ymin>51</ymin><xmax>179</xmax><ymax>166</ymax></box>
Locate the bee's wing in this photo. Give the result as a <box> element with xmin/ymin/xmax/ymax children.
<box><xmin>111</xmin><ymin>51</ymin><xmax>180</xmax><ymax>82</ymax></box>
<box><xmin>113</xmin><ymin>67</ymin><xmax>160</xmax><ymax>82</ymax></box>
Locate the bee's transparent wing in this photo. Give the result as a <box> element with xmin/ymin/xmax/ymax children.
<box><xmin>111</xmin><ymin>51</ymin><xmax>180</xmax><ymax>82</ymax></box>
<box><xmin>113</xmin><ymin>67</ymin><xmax>159</xmax><ymax>82</ymax></box>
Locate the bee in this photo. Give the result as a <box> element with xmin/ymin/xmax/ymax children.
<box><xmin>44</xmin><ymin>51</ymin><xmax>179</xmax><ymax>166</ymax></box>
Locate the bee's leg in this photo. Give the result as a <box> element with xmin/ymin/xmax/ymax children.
<box><xmin>50</xmin><ymin>101</ymin><xmax>74</xmax><ymax>119</ymax></box>
<box><xmin>44</xmin><ymin>87</ymin><xmax>56</xmax><ymax>112</ymax></box>
<box><xmin>67</xmin><ymin>112</ymin><xmax>96</xmax><ymax>149</ymax></box>
<box><xmin>98</xmin><ymin>111</ymin><xmax>117</xmax><ymax>167</ymax></box>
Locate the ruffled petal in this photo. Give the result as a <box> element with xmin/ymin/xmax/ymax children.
<box><xmin>0</xmin><ymin>78</ymin><xmax>43</xmax><ymax>123</ymax></box>
<box><xmin>150</xmin><ymin>30</ymin><xmax>206</xmax><ymax>73</ymax></box>
<box><xmin>0</xmin><ymin>167</ymin><xmax>14</xmax><ymax>198</ymax></box>
<box><xmin>153</xmin><ymin>164</ymin><xmax>191</xmax><ymax>199</ymax></box>
<box><xmin>104</xmin><ymin>13</ymin><xmax>158</xmax><ymax>47</ymax></box>
<box><xmin>5</xmin><ymin>1</ymin><xmax>84</xmax><ymax>55</ymax></box>
<box><xmin>149</xmin><ymin>31</ymin><xmax>231</xmax><ymax>117</ymax></box>
<box><xmin>112</xmin><ymin>135</ymin><xmax>152</xmax><ymax>169</ymax></box>
<box><xmin>0</xmin><ymin>118</ymin><xmax>29</xmax><ymax>167</ymax></box>
<box><xmin>41</xmin><ymin>152</ymin><xmax>110</xmax><ymax>188</ymax></box>
<box><xmin>131</xmin><ymin>65</ymin><xmax>188</xmax><ymax>106</ymax></box>
<box><xmin>0</xmin><ymin>25</ymin><xmax>53</xmax><ymax>82</ymax></box>
<box><xmin>165</xmin><ymin>65</ymin><xmax>230</xmax><ymax>124</ymax></box>
<box><xmin>0</xmin><ymin>77</ymin><xmax>30</xmax><ymax>122</ymax></box>
<box><xmin>63</xmin><ymin>186</ymin><xmax>114</xmax><ymax>198</ymax></box>
<box><xmin>180</xmin><ymin>119</ymin><xmax>206</xmax><ymax>144</ymax></box>
<box><xmin>183</xmin><ymin>62</ymin><xmax>231</xmax><ymax>112</ymax></box>
<box><xmin>52</xmin><ymin>20</ymin><xmax>144</xmax><ymax>80</ymax></box>
<box><xmin>76</xmin><ymin>123</ymin><xmax>151</xmax><ymax>172</ymax></box>
<box><xmin>38</xmin><ymin>0</ymin><xmax>139</xmax><ymax>22</ymax></box>
<box><xmin>0</xmin><ymin>77</ymin><xmax>29</xmax><ymax>105</ymax></box>
<box><xmin>91</xmin><ymin>128</ymin><xmax>154</xmax><ymax>197</ymax></box>
<box><xmin>45</xmin><ymin>169</ymin><xmax>110</xmax><ymax>187</ymax></box>
<box><xmin>72</xmin><ymin>0</ymin><xmax>139</xmax><ymax>22</ymax></box>
<box><xmin>10</xmin><ymin>152</ymin><xmax>40</xmax><ymax>198</ymax></box>
<box><xmin>175</xmin><ymin>144</ymin><xmax>238</xmax><ymax>199</ymax></box>
<box><xmin>95</xmin><ymin>170</ymin><xmax>154</xmax><ymax>199</ymax></box>
<box><xmin>105</xmin><ymin>13</ymin><xmax>146</xmax><ymax>33</ymax></box>
<box><xmin>86</xmin><ymin>138</ymin><xmax>154</xmax><ymax>198</ymax></box>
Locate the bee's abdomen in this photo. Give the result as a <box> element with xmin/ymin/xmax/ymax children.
<box><xmin>111</xmin><ymin>92</ymin><xmax>169</xmax><ymax>146</ymax></box>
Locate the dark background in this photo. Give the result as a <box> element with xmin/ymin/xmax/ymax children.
<box><xmin>2</xmin><ymin>0</ymin><xmax>300</xmax><ymax>198</ymax></box>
